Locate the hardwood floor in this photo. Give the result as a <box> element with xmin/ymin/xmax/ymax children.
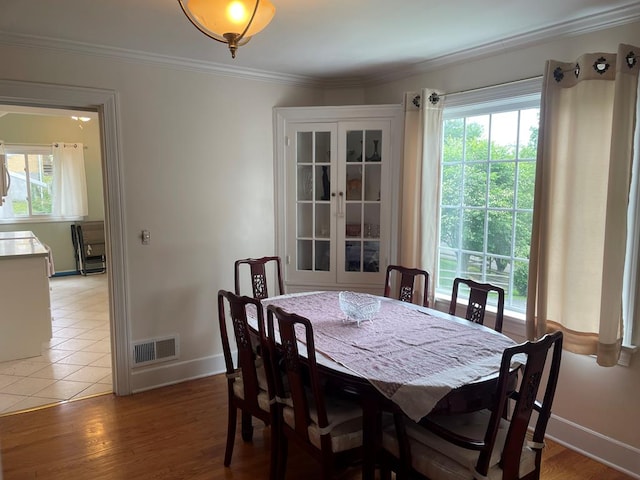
<box><xmin>0</xmin><ymin>374</ymin><xmax>633</xmax><ymax>479</ymax></box>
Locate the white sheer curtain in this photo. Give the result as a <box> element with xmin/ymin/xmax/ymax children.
<box><xmin>52</xmin><ymin>142</ymin><xmax>88</xmax><ymax>217</ymax></box>
<box><xmin>0</xmin><ymin>141</ymin><xmax>13</xmax><ymax>218</ymax></box>
<box><xmin>401</xmin><ymin>89</ymin><xmax>444</xmax><ymax>306</ymax></box>
<box><xmin>527</xmin><ymin>44</ymin><xmax>640</xmax><ymax>366</ymax></box>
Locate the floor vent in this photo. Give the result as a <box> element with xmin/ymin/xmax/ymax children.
<box><xmin>132</xmin><ymin>336</ymin><xmax>179</xmax><ymax>366</ymax></box>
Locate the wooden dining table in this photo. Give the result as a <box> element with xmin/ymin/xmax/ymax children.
<box><xmin>257</xmin><ymin>290</ymin><xmax>519</xmax><ymax>480</ymax></box>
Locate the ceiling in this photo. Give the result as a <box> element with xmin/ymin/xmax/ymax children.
<box><xmin>1</xmin><ymin>0</ymin><xmax>640</xmax><ymax>86</ymax></box>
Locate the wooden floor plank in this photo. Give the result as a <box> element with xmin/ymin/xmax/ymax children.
<box><xmin>0</xmin><ymin>374</ymin><xmax>632</xmax><ymax>479</ymax></box>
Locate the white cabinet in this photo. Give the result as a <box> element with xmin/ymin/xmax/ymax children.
<box><xmin>0</xmin><ymin>232</ymin><xmax>52</xmax><ymax>362</ymax></box>
<box><xmin>274</xmin><ymin>105</ymin><xmax>403</xmax><ymax>293</ymax></box>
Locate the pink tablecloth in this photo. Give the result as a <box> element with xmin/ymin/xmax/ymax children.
<box><xmin>262</xmin><ymin>291</ymin><xmax>517</xmax><ymax>421</ymax></box>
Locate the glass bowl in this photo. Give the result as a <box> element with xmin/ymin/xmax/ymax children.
<box><xmin>339</xmin><ymin>291</ymin><xmax>381</xmax><ymax>326</ymax></box>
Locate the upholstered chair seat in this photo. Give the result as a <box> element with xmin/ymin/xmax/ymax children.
<box><xmin>281</xmin><ymin>390</ymin><xmax>363</xmax><ymax>451</ymax></box>
<box><xmin>383</xmin><ymin>409</ymin><xmax>538</xmax><ymax>480</ymax></box>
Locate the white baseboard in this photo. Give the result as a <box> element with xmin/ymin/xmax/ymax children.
<box><xmin>129</xmin><ymin>354</ymin><xmax>226</xmax><ymax>393</ymax></box>
<box><xmin>547</xmin><ymin>414</ymin><xmax>640</xmax><ymax>479</ymax></box>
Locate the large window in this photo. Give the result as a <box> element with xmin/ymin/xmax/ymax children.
<box><xmin>4</xmin><ymin>146</ymin><xmax>54</xmax><ymax>217</ymax></box>
<box><xmin>436</xmin><ymin>102</ymin><xmax>540</xmax><ymax>313</ymax></box>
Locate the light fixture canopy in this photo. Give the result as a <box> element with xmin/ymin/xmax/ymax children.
<box><xmin>178</xmin><ymin>0</ymin><xmax>275</xmax><ymax>59</ymax></box>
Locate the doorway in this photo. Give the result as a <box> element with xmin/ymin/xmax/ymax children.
<box><xmin>0</xmin><ymin>79</ymin><xmax>131</xmax><ymax>400</ymax></box>
<box><xmin>0</xmin><ymin>105</ymin><xmax>113</xmax><ymax>414</ymax></box>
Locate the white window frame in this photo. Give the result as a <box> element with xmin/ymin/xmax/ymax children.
<box><xmin>432</xmin><ymin>79</ymin><xmax>542</xmax><ymax>331</ymax></box>
<box><xmin>436</xmin><ymin>80</ymin><xmax>541</xmax><ymax>318</ymax></box>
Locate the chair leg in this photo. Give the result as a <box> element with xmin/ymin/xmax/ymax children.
<box><xmin>320</xmin><ymin>451</ymin><xmax>333</xmax><ymax>480</ymax></box>
<box><xmin>224</xmin><ymin>404</ymin><xmax>237</xmax><ymax>467</ymax></box>
<box><xmin>269</xmin><ymin>417</ymin><xmax>279</xmax><ymax>480</ymax></box>
<box><xmin>379</xmin><ymin>463</ymin><xmax>392</xmax><ymax>480</ymax></box>
<box><xmin>276</xmin><ymin>436</ymin><xmax>289</xmax><ymax>480</ymax></box>
<box><xmin>241</xmin><ymin>411</ymin><xmax>254</xmax><ymax>441</ymax></box>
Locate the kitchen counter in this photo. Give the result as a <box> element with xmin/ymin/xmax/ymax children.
<box><xmin>0</xmin><ymin>231</ymin><xmax>52</xmax><ymax>362</ymax></box>
<box><xmin>0</xmin><ymin>235</ymin><xmax>48</xmax><ymax>259</ymax></box>
<box><xmin>0</xmin><ymin>230</ymin><xmax>36</xmax><ymax>240</ymax></box>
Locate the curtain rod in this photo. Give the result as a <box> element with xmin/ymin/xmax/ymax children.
<box><xmin>0</xmin><ymin>141</ymin><xmax>88</xmax><ymax>149</ymax></box>
<box><xmin>412</xmin><ymin>75</ymin><xmax>543</xmax><ymax>108</ymax></box>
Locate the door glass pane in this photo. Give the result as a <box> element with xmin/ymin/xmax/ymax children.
<box><xmin>364</xmin><ymin>163</ymin><xmax>381</xmax><ymax>201</ymax></box>
<box><xmin>346</xmin><ymin>164</ymin><xmax>362</xmax><ymax>201</ymax></box>
<box><xmin>315</xmin><ymin>203</ymin><xmax>330</xmax><ymax>238</ymax></box>
<box><xmin>297</xmin><ymin>132</ymin><xmax>312</xmax><ymax>163</ymax></box>
<box><xmin>363</xmin><ymin>241</ymin><xmax>379</xmax><ymax>272</ymax></box>
<box><xmin>315</xmin><ymin>240</ymin><xmax>330</xmax><ymax>271</ymax></box>
<box><xmin>345</xmin><ymin>203</ymin><xmax>362</xmax><ymax>238</ymax></box>
<box><xmin>345</xmin><ymin>241</ymin><xmax>361</xmax><ymax>271</ymax></box>
<box><xmin>346</xmin><ymin>130</ymin><xmax>363</xmax><ymax>162</ymax></box>
<box><xmin>297</xmin><ymin>165</ymin><xmax>313</xmax><ymax>201</ymax></box>
<box><xmin>315</xmin><ymin>132</ymin><xmax>331</xmax><ymax>164</ymax></box>
<box><xmin>316</xmin><ymin>165</ymin><xmax>331</xmax><ymax>201</ymax></box>
<box><xmin>364</xmin><ymin>130</ymin><xmax>382</xmax><ymax>162</ymax></box>
<box><xmin>297</xmin><ymin>203</ymin><xmax>312</xmax><ymax>237</ymax></box>
<box><xmin>363</xmin><ymin>204</ymin><xmax>380</xmax><ymax>239</ymax></box>
<box><xmin>297</xmin><ymin>240</ymin><xmax>312</xmax><ymax>270</ymax></box>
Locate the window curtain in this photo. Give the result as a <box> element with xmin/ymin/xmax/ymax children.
<box><xmin>0</xmin><ymin>141</ymin><xmax>13</xmax><ymax>218</ymax></box>
<box><xmin>52</xmin><ymin>142</ymin><xmax>88</xmax><ymax>217</ymax></box>
<box><xmin>527</xmin><ymin>44</ymin><xmax>640</xmax><ymax>366</ymax></box>
<box><xmin>401</xmin><ymin>89</ymin><xmax>444</xmax><ymax>306</ymax></box>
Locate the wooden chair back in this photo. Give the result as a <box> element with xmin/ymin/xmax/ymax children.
<box><xmin>266</xmin><ymin>305</ymin><xmax>329</xmax><ymax>447</ymax></box>
<box><xmin>415</xmin><ymin>331</ymin><xmax>563</xmax><ymax>480</ymax></box>
<box><xmin>383</xmin><ymin>264</ymin><xmax>429</xmax><ymax>307</ymax></box>
<box><xmin>217</xmin><ymin>290</ymin><xmax>273</xmax><ymax>466</ymax></box>
<box><xmin>480</xmin><ymin>330</ymin><xmax>563</xmax><ymax>478</ymax></box>
<box><xmin>234</xmin><ymin>256</ymin><xmax>284</xmax><ymax>300</ymax></box>
<box><xmin>449</xmin><ymin>277</ymin><xmax>505</xmax><ymax>332</ymax></box>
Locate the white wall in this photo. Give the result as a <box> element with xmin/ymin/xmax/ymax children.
<box><xmin>364</xmin><ymin>20</ymin><xmax>640</xmax><ymax>477</ymax></box>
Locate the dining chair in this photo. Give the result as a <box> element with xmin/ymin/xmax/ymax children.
<box><xmin>265</xmin><ymin>304</ymin><xmax>364</xmax><ymax>480</ymax></box>
<box><xmin>217</xmin><ymin>290</ymin><xmax>276</xmax><ymax>468</ymax></box>
<box><xmin>381</xmin><ymin>330</ymin><xmax>563</xmax><ymax>480</ymax></box>
<box><xmin>383</xmin><ymin>264</ymin><xmax>430</xmax><ymax>307</ymax></box>
<box><xmin>449</xmin><ymin>277</ymin><xmax>505</xmax><ymax>333</ymax></box>
<box><xmin>234</xmin><ymin>256</ymin><xmax>285</xmax><ymax>300</ymax></box>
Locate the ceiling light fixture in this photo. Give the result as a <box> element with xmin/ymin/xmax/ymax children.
<box><xmin>178</xmin><ymin>0</ymin><xmax>276</xmax><ymax>59</ymax></box>
<box><xmin>71</xmin><ymin>115</ymin><xmax>91</xmax><ymax>129</ymax></box>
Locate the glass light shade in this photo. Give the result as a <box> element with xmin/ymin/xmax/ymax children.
<box><xmin>180</xmin><ymin>0</ymin><xmax>275</xmax><ymax>40</ymax></box>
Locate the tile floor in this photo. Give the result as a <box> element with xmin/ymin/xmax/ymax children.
<box><xmin>0</xmin><ymin>274</ymin><xmax>112</xmax><ymax>415</ymax></box>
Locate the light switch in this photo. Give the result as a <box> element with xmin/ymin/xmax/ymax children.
<box><xmin>141</xmin><ymin>229</ymin><xmax>150</xmax><ymax>245</ymax></box>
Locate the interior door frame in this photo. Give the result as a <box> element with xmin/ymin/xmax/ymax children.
<box><xmin>0</xmin><ymin>79</ymin><xmax>131</xmax><ymax>395</ymax></box>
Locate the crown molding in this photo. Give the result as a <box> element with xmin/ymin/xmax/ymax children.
<box><xmin>1</xmin><ymin>2</ymin><xmax>639</xmax><ymax>91</ymax></box>
<box><xmin>0</xmin><ymin>31</ymin><xmax>323</xmax><ymax>88</ymax></box>
<box><xmin>366</xmin><ymin>2</ymin><xmax>640</xmax><ymax>87</ymax></box>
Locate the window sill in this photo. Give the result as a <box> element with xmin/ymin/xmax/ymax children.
<box><xmin>0</xmin><ymin>216</ymin><xmax>84</xmax><ymax>224</ymax></box>
<box><xmin>432</xmin><ymin>295</ymin><xmax>526</xmax><ymax>339</ymax></box>
<box><xmin>619</xmin><ymin>344</ymin><xmax>638</xmax><ymax>367</ymax></box>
